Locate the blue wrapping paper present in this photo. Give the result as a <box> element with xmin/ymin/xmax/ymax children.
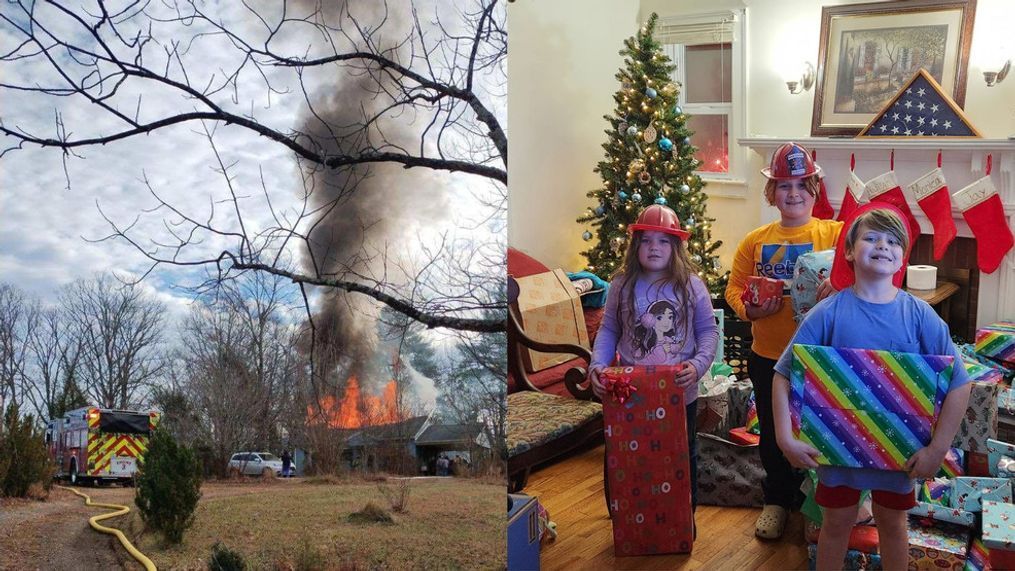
<box><xmin>908</xmin><ymin>501</ymin><xmax>975</xmax><ymax>527</ymax></box>
<box><xmin>982</xmin><ymin>500</ymin><xmax>1015</xmax><ymax>551</ymax></box>
<box><xmin>950</xmin><ymin>477</ymin><xmax>1012</xmax><ymax>512</ymax></box>
<box><xmin>987</xmin><ymin>439</ymin><xmax>1015</xmax><ymax>477</ymax></box>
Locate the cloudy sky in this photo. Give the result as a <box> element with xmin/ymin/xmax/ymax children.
<box><xmin>0</xmin><ymin>0</ymin><xmax>506</xmax><ymax>345</ymax></box>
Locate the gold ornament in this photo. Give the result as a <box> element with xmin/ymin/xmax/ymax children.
<box><xmin>661</xmin><ymin>83</ymin><xmax>678</xmax><ymax>98</ymax></box>
<box><xmin>629</xmin><ymin>159</ymin><xmax>646</xmax><ymax>173</ymax></box>
<box><xmin>643</xmin><ymin>124</ymin><xmax>657</xmax><ymax>143</ymax></box>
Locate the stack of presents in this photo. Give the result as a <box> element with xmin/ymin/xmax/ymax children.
<box><xmin>596</xmin><ymin>248</ymin><xmax>1015</xmax><ymax>566</ymax></box>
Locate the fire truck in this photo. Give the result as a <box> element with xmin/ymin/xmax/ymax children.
<box><xmin>45</xmin><ymin>406</ymin><xmax>160</xmax><ymax>485</ymax></box>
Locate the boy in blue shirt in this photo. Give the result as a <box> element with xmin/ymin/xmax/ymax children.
<box><xmin>770</xmin><ymin>203</ymin><xmax>971</xmax><ymax>570</ymax></box>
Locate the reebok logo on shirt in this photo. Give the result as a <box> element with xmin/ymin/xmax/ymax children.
<box><xmin>755</xmin><ymin>242</ymin><xmax>814</xmax><ymax>284</ymax></box>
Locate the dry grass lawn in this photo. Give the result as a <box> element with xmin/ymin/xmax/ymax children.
<box><xmin>116</xmin><ymin>478</ymin><xmax>506</xmax><ymax>570</ymax></box>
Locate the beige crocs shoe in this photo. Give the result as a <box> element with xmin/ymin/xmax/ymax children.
<box><xmin>755</xmin><ymin>505</ymin><xmax>788</xmax><ymax>540</ymax></box>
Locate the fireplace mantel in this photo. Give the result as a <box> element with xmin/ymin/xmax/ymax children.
<box><xmin>739</xmin><ymin>136</ymin><xmax>1015</xmax><ymax>329</ymax></box>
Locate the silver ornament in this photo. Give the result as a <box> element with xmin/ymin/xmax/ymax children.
<box><xmin>626</xmin><ymin>125</ymin><xmax>639</xmax><ymax>137</ymax></box>
<box><xmin>631</xmin><ymin>192</ymin><xmax>642</xmax><ymax>202</ymax></box>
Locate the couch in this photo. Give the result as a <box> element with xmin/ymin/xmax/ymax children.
<box><xmin>506</xmin><ymin>247</ymin><xmax>605</xmax><ymax>491</ymax></box>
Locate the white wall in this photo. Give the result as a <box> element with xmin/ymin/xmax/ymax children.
<box><xmin>510</xmin><ymin>0</ymin><xmax>1015</xmax><ymax>272</ymax></box>
<box><xmin>506</xmin><ymin>0</ymin><xmax>638</xmax><ymax>271</ymax></box>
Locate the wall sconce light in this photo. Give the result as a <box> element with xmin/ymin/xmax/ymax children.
<box><xmin>786</xmin><ymin>62</ymin><xmax>815</xmax><ymax>94</ymax></box>
<box><xmin>984</xmin><ymin>59</ymin><xmax>1010</xmax><ymax>86</ymax></box>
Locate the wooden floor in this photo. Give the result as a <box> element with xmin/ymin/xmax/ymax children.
<box><xmin>524</xmin><ymin>443</ymin><xmax>810</xmax><ymax>571</ymax></box>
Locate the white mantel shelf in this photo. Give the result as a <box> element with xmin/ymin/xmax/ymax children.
<box><xmin>740</xmin><ymin>137</ymin><xmax>1015</xmax><ymax>151</ymax></box>
<box><xmin>738</xmin><ymin>136</ymin><xmax>1015</xmax><ymax>328</ymax></box>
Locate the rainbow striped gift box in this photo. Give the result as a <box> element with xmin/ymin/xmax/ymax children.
<box><xmin>975</xmin><ymin>322</ymin><xmax>1015</xmax><ymax>367</ymax></box>
<box><xmin>789</xmin><ymin>345</ymin><xmax>953</xmax><ymax>472</ymax></box>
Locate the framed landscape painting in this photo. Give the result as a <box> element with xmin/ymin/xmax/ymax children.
<box><xmin>810</xmin><ymin>0</ymin><xmax>976</xmax><ymax>136</ymax></box>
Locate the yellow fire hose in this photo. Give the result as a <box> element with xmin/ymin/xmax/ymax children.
<box><xmin>56</xmin><ymin>485</ymin><xmax>157</xmax><ymax>571</ymax></box>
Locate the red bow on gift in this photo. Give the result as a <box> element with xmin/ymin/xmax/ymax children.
<box><xmin>601</xmin><ymin>372</ymin><xmax>637</xmax><ymax>404</ymax></box>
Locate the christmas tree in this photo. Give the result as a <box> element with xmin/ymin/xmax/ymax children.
<box><xmin>578</xmin><ymin>13</ymin><xmax>727</xmax><ymax>294</ymax></box>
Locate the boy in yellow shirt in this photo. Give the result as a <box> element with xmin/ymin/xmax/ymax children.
<box><xmin>724</xmin><ymin>142</ymin><xmax>843</xmax><ymax>539</ymax></box>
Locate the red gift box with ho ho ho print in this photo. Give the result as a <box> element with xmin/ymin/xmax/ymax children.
<box><xmin>601</xmin><ymin>365</ymin><xmax>693</xmax><ymax>556</ymax></box>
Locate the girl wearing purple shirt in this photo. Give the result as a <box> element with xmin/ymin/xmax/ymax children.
<box><xmin>589</xmin><ymin>205</ymin><xmax>719</xmax><ymax>509</ymax></box>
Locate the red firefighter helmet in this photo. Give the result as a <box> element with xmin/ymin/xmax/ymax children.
<box><xmin>628</xmin><ymin>204</ymin><xmax>690</xmax><ymax>240</ymax></box>
<box><xmin>761</xmin><ymin>142</ymin><xmax>821</xmax><ymax>179</ymax></box>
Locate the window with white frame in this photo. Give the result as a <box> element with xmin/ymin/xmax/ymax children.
<box><xmin>659</xmin><ymin>10</ymin><xmax>746</xmax><ymax>189</ymax></box>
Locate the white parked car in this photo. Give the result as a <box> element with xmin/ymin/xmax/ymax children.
<box><xmin>228</xmin><ymin>452</ymin><xmax>285</xmax><ymax>477</ymax></box>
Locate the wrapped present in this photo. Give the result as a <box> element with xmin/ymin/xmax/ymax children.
<box><xmin>745</xmin><ymin>392</ymin><xmax>760</xmax><ymax>434</ymax></box>
<box><xmin>813</xmin><ymin>524</ymin><xmax>881</xmax><ymax>554</ymax></box>
<box><xmin>990</xmin><ymin>546</ymin><xmax>1015</xmax><ymax>570</ymax></box>
<box><xmin>986</xmin><ymin>439</ymin><xmax>1015</xmax><ymax>477</ymax></box>
<box><xmin>965</xmin><ymin>537</ymin><xmax>991</xmax><ymax>571</ymax></box>
<box><xmin>807</xmin><ymin>544</ymin><xmax>882</xmax><ymax>570</ymax></box>
<box><xmin>952</xmin><ymin>381</ymin><xmax>1001</xmax><ymax>453</ymax></box>
<box><xmin>740</xmin><ymin>275</ymin><xmax>782</xmax><ymax>306</ymax></box>
<box><xmin>909</xmin><ymin>501</ymin><xmax>975</xmax><ymax>527</ymax></box>
<box><xmin>936</xmin><ymin>448</ymin><xmax>965</xmax><ymax>479</ymax></box>
<box><xmin>908</xmin><ymin>515</ymin><xmax>971</xmax><ymax>570</ymax></box>
<box><xmin>514</xmin><ymin>269</ymin><xmax>591</xmax><ymax>372</ymax></box>
<box><xmin>965</xmin><ymin>360</ymin><xmax>1005</xmax><ymax>385</ymax></box>
<box><xmin>729</xmin><ymin>426</ymin><xmax>760</xmax><ymax>445</ymax></box>
<box><xmin>982</xmin><ymin>500</ymin><xmax>1015</xmax><ymax>551</ymax></box>
<box><xmin>601</xmin><ymin>365</ymin><xmax>693</xmax><ymax>556</ymax></box>
<box><xmin>976</xmin><ymin>322</ymin><xmax>1015</xmax><ymax>368</ymax></box>
<box><xmin>951</xmin><ymin>477</ymin><xmax>1012</xmax><ymax>512</ymax></box>
<box><xmin>999</xmin><ymin>387</ymin><xmax>1015</xmax><ymax>416</ymax></box>
<box><xmin>697</xmin><ymin>432</ymin><xmax>763</xmax><ymax>507</ymax></box>
<box><xmin>790</xmin><ymin>248</ymin><xmax>834</xmax><ymax>323</ymax></box>
<box><xmin>790</xmin><ymin>345</ymin><xmax>952</xmax><ymax>471</ymax></box>
<box><xmin>713</xmin><ymin>309</ymin><xmax>725</xmax><ymax>364</ymax></box>
<box><xmin>726</xmin><ymin>380</ymin><xmax>754</xmax><ymax>429</ymax></box>
<box><xmin>918</xmin><ymin>478</ymin><xmax>953</xmax><ymax>507</ymax></box>
<box><xmin>968</xmin><ymin>452</ymin><xmax>991</xmax><ymax>477</ymax></box>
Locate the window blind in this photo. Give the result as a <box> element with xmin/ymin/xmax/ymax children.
<box><xmin>656</xmin><ymin>12</ymin><xmax>736</xmax><ymax>46</ymax></box>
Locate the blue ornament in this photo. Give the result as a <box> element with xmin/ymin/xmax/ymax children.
<box><xmin>631</xmin><ymin>192</ymin><xmax>642</xmax><ymax>203</ymax></box>
<box><xmin>645</xmin><ymin>87</ymin><xmax>657</xmax><ymax>99</ymax></box>
<box><xmin>674</xmin><ymin>105</ymin><xmax>683</xmax><ymax>115</ymax></box>
<box><xmin>654</xmin><ymin>197</ymin><xmax>667</xmax><ymax>205</ymax></box>
<box><xmin>582</xmin><ymin>231</ymin><xmax>593</xmax><ymax>241</ymax></box>
<box><xmin>594</xmin><ymin>206</ymin><xmax>605</xmax><ymax>216</ymax></box>
<box><xmin>680</xmin><ymin>184</ymin><xmax>691</xmax><ymax>193</ymax></box>
<box><xmin>618</xmin><ymin>191</ymin><xmax>629</xmax><ymax>201</ymax></box>
<box><xmin>658</xmin><ymin>137</ymin><xmax>673</xmax><ymax>152</ymax></box>
<box><xmin>683</xmin><ymin>137</ymin><xmax>691</xmax><ymax>146</ymax></box>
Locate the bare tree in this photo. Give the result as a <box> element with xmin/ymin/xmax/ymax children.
<box><xmin>22</xmin><ymin>306</ymin><xmax>85</xmax><ymax>420</ymax></box>
<box><xmin>0</xmin><ymin>284</ymin><xmax>37</xmax><ymax>410</ymax></box>
<box><xmin>61</xmin><ymin>275</ymin><xmax>167</xmax><ymax>409</ymax></box>
<box><xmin>0</xmin><ymin>0</ymin><xmax>507</xmax><ymax>334</ymax></box>
<box><xmin>172</xmin><ymin>272</ymin><xmax>304</xmax><ymax>474</ymax></box>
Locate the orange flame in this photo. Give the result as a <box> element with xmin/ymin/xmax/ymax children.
<box><xmin>307</xmin><ymin>376</ymin><xmax>400</xmax><ymax>429</ymax></box>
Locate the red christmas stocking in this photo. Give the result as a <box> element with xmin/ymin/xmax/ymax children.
<box><xmin>953</xmin><ymin>176</ymin><xmax>1014</xmax><ymax>274</ymax></box>
<box><xmin>813</xmin><ymin>174</ymin><xmax>835</xmax><ymax>219</ymax></box>
<box><xmin>865</xmin><ymin>171</ymin><xmax>921</xmax><ymax>246</ymax></box>
<box><xmin>812</xmin><ymin>152</ymin><xmax>834</xmax><ymax>219</ymax></box>
<box><xmin>836</xmin><ymin>170</ymin><xmax>867</xmax><ymax>223</ymax></box>
<box><xmin>908</xmin><ymin>168</ymin><xmax>956</xmax><ymax>260</ymax></box>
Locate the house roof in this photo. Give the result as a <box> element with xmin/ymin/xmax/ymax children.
<box><xmin>345</xmin><ymin>415</ymin><xmax>429</xmax><ymax>448</ymax></box>
<box><xmin>415</xmin><ymin>423</ymin><xmax>483</xmax><ymax>446</ymax></box>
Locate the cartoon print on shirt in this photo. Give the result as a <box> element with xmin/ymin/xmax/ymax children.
<box><xmin>632</xmin><ymin>300</ymin><xmax>683</xmax><ymax>360</ymax></box>
<box><xmin>756</xmin><ymin>242</ymin><xmax>814</xmax><ymax>294</ymax></box>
